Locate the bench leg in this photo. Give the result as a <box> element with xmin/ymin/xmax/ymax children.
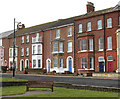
<box><xmin>26</xmin><ymin>86</ymin><xmax>29</xmax><ymax>91</ymax></box>
<box><xmin>51</xmin><ymin>87</ymin><xmax>53</xmax><ymax>92</ymax></box>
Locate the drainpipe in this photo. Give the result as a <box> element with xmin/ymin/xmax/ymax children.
<box><xmin>103</xmin><ymin>14</ymin><xmax>106</xmax><ymax>72</ymax></box>
<box><xmin>42</xmin><ymin>30</ymin><xmax>44</xmax><ymax>69</ymax></box>
<box><xmin>73</xmin><ymin>21</ymin><xmax>76</xmax><ymax>73</ymax></box>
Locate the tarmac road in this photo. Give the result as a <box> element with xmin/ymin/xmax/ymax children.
<box><xmin>2</xmin><ymin>73</ymin><xmax>120</xmax><ymax>88</ymax></box>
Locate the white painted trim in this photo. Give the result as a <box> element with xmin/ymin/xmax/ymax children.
<box><xmin>20</xmin><ymin>59</ymin><xmax>24</xmax><ymax>71</ymax></box>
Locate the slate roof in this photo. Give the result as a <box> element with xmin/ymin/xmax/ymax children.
<box><xmin>0</xmin><ymin>30</ymin><xmax>14</xmax><ymax>39</ymax></box>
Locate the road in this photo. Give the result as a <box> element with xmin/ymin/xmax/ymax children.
<box><xmin>2</xmin><ymin>73</ymin><xmax>120</xmax><ymax>88</ymax></box>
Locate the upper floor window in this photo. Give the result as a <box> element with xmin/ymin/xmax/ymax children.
<box><xmin>0</xmin><ymin>40</ymin><xmax>2</xmax><ymax>46</ymax></box>
<box><xmin>36</xmin><ymin>33</ymin><xmax>39</xmax><ymax>38</ymax></box>
<box><xmin>53</xmin><ymin>43</ymin><xmax>58</xmax><ymax>52</ymax></box>
<box><xmin>99</xmin><ymin>38</ymin><xmax>103</xmax><ymax>51</ymax></box>
<box><xmin>119</xmin><ymin>16</ymin><xmax>120</xmax><ymax>25</ymax></box>
<box><xmin>81</xmin><ymin>57</ymin><xmax>87</xmax><ymax>69</ymax></box>
<box><xmin>107</xmin><ymin>18</ymin><xmax>112</xmax><ymax>28</ymax></box>
<box><xmin>26</xmin><ymin>47</ymin><xmax>29</xmax><ymax>56</ymax></box>
<box><xmin>67</xmin><ymin>41</ymin><xmax>72</xmax><ymax>52</ymax></box>
<box><xmin>26</xmin><ymin>35</ymin><xmax>29</xmax><ymax>43</ymax></box>
<box><xmin>21</xmin><ymin>36</ymin><xmax>24</xmax><ymax>44</ymax></box>
<box><xmin>33</xmin><ymin>60</ymin><xmax>36</xmax><ymax>68</ymax></box>
<box><xmin>68</xmin><ymin>27</ymin><xmax>72</xmax><ymax>36</ymax></box>
<box><xmin>81</xmin><ymin>39</ymin><xmax>87</xmax><ymax>51</ymax></box>
<box><xmin>97</xmin><ymin>20</ymin><xmax>102</xmax><ymax>30</ymax></box>
<box><xmin>38</xmin><ymin>45</ymin><xmax>41</xmax><ymax>54</ymax></box>
<box><xmin>1</xmin><ymin>50</ymin><xmax>3</xmax><ymax>57</ymax></box>
<box><xmin>78</xmin><ymin>24</ymin><xmax>82</xmax><ymax>33</ymax></box>
<box><xmin>56</xmin><ymin>29</ymin><xmax>60</xmax><ymax>38</ymax></box>
<box><xmin>21</xmin><ymin>48</ymin><xmax>24</xmax><ymax>56</ymax></box>
<box><xmin>89</xmin><ymin>39</ymin><xmax>93</xmax><ymax>51</ymax></box>
<box><xmin>33</xmin><ymin>45</ymin><xmax>36</xmax><ymax>54</ymax></box>
<box><xmin>59</xmin><ymin>42</ymin><xmax>63</xmax><ymax>52</ymax></box>
<box><xmin>38</xmin><ymin>59</ymin><xmax>41</xmax><ymax>68</ymax></box>
<box><xmin>107</xmin><ymin>36</ymin><xmax>112</xmax><ymax>50</ymax></box>
<box><xmin>87</xmin><ymin>22</ymin><xmax>91</xmax><ymax>31</ymax></box>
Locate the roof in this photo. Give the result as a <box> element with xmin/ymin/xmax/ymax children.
<box><xmin>7</xmin><ymin>3</ymin><xmax>120</xmax><ymax>38</ymax></box>
<box><xmin>0</xmin><ymin>30</ymin><xmax>14</xmax><ymax>39</ymax></box>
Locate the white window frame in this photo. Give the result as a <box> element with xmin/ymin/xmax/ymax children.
<box><xmin>81</xmin><ymin>39</ymin><xmax>87</xmax><ymax>51</ymax></box>
<box><xmin>56</xmin><ymin>29</ymin><xmax>60</xmax><ymax>39</ymax></box>
<box><xmin>53</xmin><ymin>58</ymin><xmax>58</xmax><ymax>67</ymax></box>
<box><xmin>89</xmin><ymin>57</ymin><xmax>94</xmax><ymax>69</ymax></box>
<box><xmin>33</xmin><ymin>45</ymin><xmax>36</xmax><ymax>54</ymax></box>
<box><xmin>21</xmin><ymin>48</ymin><xmax>24</xmax><ymax>56</ymax></box>
<box><xmin>26</xmin><ymin>47</ymin><xmax>29</xmax><ymax>56</ymax></box>
<box><xmin>67</xmin><ymin>27</ymin><xmax>72</xmax><ymax>37</ymax></box>
<box><xmin>38</xmin><ymin>45</ymin><xmax>41</xmax><ymax>54</ymax></box>
<box><xmin>53</xmin><ymin>43</ymin><xmax>58</xmax><ymax>53</ymax></box>
<box><xmin>97</xmin><ymin>20</ymin><xmax>102</xmax><ymax>30</ymax></box>
<box><xmin>59</xmin><ymin>42</ymin><xmax>63</xmax><ymax>52</ymax></box>
<box><xmin>26</xmin><ymin>35</ymin><xmax>29</xmax><ymax>43</ymax></box>
<box><xmin>81</xmin><ymin>57</ymin><xmax>87</xmax><ymax>69</ymax></box>
<box><xmin>107</xmin><ymin>36</ymin><xmax>112</xmax><ymax>50</ymax></box>
<box><xmin>107</xmin><ymin>18</ymin><xmax>112</xmax><ymax>28</ymax></box>
<box><xmin>38</xmin><ymin>59</ymin><xmax>41</xmax><ymax>68</ymax></box>
<box><xmin>89</xmin><ymin>39</ymin><xmax>93</xmax><ymax>51</ymax></box>
<box><xmin>33</xmin><ymin>60</ymin><xmax>36</xmax><ymax>68</ymax></box>
<box><xmin>9</xmin><ymin>49</ymin><xmax>12</xmax><ymax>57</ymax></box>
<box><xmin>21</xmin><ymin>36</ymin><xmax>24</xmax><ymax>44</ymax></box>
<box><xmin>87</xmin><ymin>22</ymin><xmax>91</xmax><ymax>31</ymax></box>
<box><xmin>99</xmin><ymin>38</ymin><xmax>103</xmax><ymax>51</ymax></box>
<box><xmin>78</xmin><ymin>24</ymin><xmax>82</xmax><ymax>33</ymax></box>
<box><xmin>59</xmin><ymin>58</ymin><xmax>63</xmax><ymax>68</ymax></box>
<box><xmin>67</xmin><ymin>41</ymin><xmax>72</xmax><ymax>52</ymax></box>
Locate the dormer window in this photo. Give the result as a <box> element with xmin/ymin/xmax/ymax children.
<box><xmin>56</xmin><ymin>29</ymin><xmax>60</xmax><ymax>38</ymax></box>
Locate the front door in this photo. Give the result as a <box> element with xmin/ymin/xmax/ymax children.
<box><xmin>99</xmin><ymin>62</ymin><xmax>104</xmax><ymax>72</ymax></box>
<box><xmin>21</xmin><ymin>60</ymin><xmax>24</xmax><ymax>71</ymax></box>
<box><xmin>108</xmin><ymin>61</ymin><xmax>113</xmax><ymax>72</ymax></box>
<box><xmin>48</xmin><ymin>60</ymin><xmax>50</xmax><ymax>72</ymax></box>
<box><xmin>69</xmin><ymin>58</ymin><xmax>72</xmax><ymax>73</ymax></box>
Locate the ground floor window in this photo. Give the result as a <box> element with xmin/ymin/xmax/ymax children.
<box><xmin>33</xmin><ymin>60</ymin><xmax>36</xmax><ymax>68</ymax></box>
<box><xmin>59</xmin><ymin>58</ymin><xmax>63</xmax><ymax>68</ymax></box>
<box><xmin>89</xmin><ymin>57</ymin><xmax>94</xmax><ymax>69</ymax></box>
<box><xmin>53</xmin><ymin>59</ymin><xmax>58</xmax><ymax>67</ymax></box>
<box><xmin>81</xmin><ymin>57</ymin><xmax>87</xmax><ymax>69</ymax></box>
<box><xmin>38</xmin><ymin>59</ymin><xmax>41</xmax><ymax>68</ymax></box>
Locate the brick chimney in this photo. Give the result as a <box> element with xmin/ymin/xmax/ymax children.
<box><xmin>86</xmin><ymin>2</ymin><xmax>95</xmax><ymax>13</ymax></box>
<box><xmin>17</xmin><ymin>23</ymin><xmax>25</xmax><ymax>30</ymax></box>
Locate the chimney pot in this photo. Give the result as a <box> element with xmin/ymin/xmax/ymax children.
<box><xmin>86</xmin><ymin>2</ymin><xmax>95</xmax><ymax>13</ymax></box>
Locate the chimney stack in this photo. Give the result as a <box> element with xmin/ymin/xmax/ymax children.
<box><xmin>17</xmin><ymin>23</ymin><xmax>25</xmax><ymax>30</ymax></box>
<box><xmin>86</xmin><ymin>2</ymin><xmax>95</xmax><ymax>13</ymax></box>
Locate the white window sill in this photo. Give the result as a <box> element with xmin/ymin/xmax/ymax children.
<box><xmin>107</xmin><ymin>49</ymin><xmax>112</xmax><ymax>51</ymax></box>
<box><xmin>80</xmin><ymin>50</ymin><xmax>87</xmax><ymax>52</ymax></box>
<box><xmin>52</xmin><ymin>52</ymin><xmax>59</xmax><ymax>54</ymax></box>
<box><xmin>87</xmin><ymin>30</ymin><xmax>91</xmax><ymax>32</ymax></box>
<box><xmin>67</xmin><ymin>51</ymin><xmax>72</xmax><ymax>53</ymax></box>
<box><xmin>67</xmin><ymin>35</ymin><xmax>72</xmax><ymax>37</ymax></box>
<box><xmin>107</xmin><ymin>26</ymin><xmax>112</xmax><ymax>29</ymax></box>
<box><xmin>89</xmin><ymin>50</ymin><xmax>93</xmax><ymax>52</ymax></box>
<box><xmin>59</xmin><ymin>52</ymin><xmax>64</xmax><ymax>53</ymax></box>
<box><xmin>78</xmin><ymin>32</ymin><xmax>82</xmax><ymax>33</ymax></box>
<box><xmin>98</xmin><ymin>49</ymin><xmax>103</xmax><ymax>51</ymax></box>
<box><xmin>78</xmin><ymin>68</ymin><xmax>94</xmax><ymax>70</ymax></box>
<box><xmin>56</xmin><ymin>37</ymin><xmax>60</xmax><ymax>39</ymax></box>
<box><xmin>97</xmin><ymin>28</ymin><xmax>102</xmax><ymax>30</ymax></box>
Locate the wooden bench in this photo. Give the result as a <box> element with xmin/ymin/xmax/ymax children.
<box><xmin>26</xmin><ymin>80</ymin><xmax>54</xmax><ymax>92</ymax></box>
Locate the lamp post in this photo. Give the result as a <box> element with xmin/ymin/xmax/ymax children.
<box><xmin>12</xmin><ymin>18</ymin><xmax>21</xmax><ymax>78</ymax></box>
<box><xmin>12</xmin><ymin>18</ymin><xmax>16</xmax><ymax>78</ymax></box>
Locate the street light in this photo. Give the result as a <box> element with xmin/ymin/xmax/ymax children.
<box><xmin>12</xmin><ymin>18</ymin><xmax>21</xmax><ymax>78</ymax></box>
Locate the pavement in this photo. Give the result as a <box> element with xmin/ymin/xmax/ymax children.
<box><xmin>2</xmin><ymin>90</ymin><xmax>55</xmax><ymax>98</ymax></box>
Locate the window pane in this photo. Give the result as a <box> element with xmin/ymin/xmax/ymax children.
<box><xmin>79</xmin><ymin>24</ymin><xmax>82</xmax><ymax>33</ymax></box>
<box><xmin>59</xmin><ymin>42</ymin><xmax>63</xmax><ymax>52</ymax></box>
<box><xmin>68</xmin><ymin>27</ymin><xmax>72</xmax><ymax>36</ymax></box>
<box><xmin>81</xmin><ymin>39</ymin><xmax>87</xmax><ymax>51</ymax></box>
<box><xmin>33</xmin><ymin>60</ymin><xmax>36</xmax><ymax>67</ymax></box>
<box><xmin>38</xmin><ymin>59</ymin><xmax>41</xmax><ymax>67</ymax></box>
<box><xmin>89</xmin><ymin>39</ymin><xmax>93</xmax><ymax>51</ymax></box>
<box><xmin>107</xmin><ymin>18</ymin><xmax>112</xmax><ymax>28</ymax></box>
<box><xmin>33</xmin><ymin>46</ymin><xmax>36</xmax><ymax>54</ymax></box>
<box><xmin>90</xmin><ymin>57</ymin><xmax>94</xmax><ymax>69</ymax></box>
<box><xmin>99</xmin><ymin>38</ymin><xmax>103</xmax><ymax>50</ymax></box>
<box><xmin>97</xmin><ymin>20</ymin><xmax>102</xmax><ymax>29</ymax></box>
<box><xmin>107</xmin><ymin>37</ymin><xmax>112</xmax><ymax>50</ymax></box>
<box><xmin>67</xmin><ymin>42</ymin><xmax>72</xmax><ymax>52</ymax></box>
<box><xmin>59</xmin><ymin>58</ymin><xmax>63</xmax><ymax>68</ymax></box>
<box><xmin>38</xmin><ymin>45</ymin><xmax>41</xmax><ymax>54</ymax></box>
<box><xmin>87</xmin><ymin>22</ymin><xmax>91</xmax><ymax>31</ymax></box>
<box><xmin>81</xmin><ymin>57</ymin><xmax>87</xmax><ymax>68</ymax></box>
<box><xmin>53</xmin><ymin>43</ymin><xmax>58</xmax><ymax>52</ymax></box>
<box><xmin>53</xmin><ymin>59</ymin><xmax>58</xmax><ymax>67</ymax></box>
<box><xmin>56</xmin><ymin>29</ymin><xmax>60</xmax><ymax>38</ymax></box>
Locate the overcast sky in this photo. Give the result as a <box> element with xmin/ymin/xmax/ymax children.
<box><xmin>0</xmin><ymin>0</ymin><xmax>120</xmax><ymax>33</ymax></box>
